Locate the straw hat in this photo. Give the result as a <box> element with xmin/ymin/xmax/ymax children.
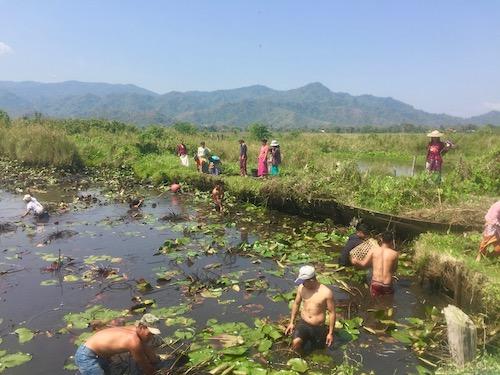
<box><xmin>426</xmin><ymin>130</ymin><xmax>444</xmax><ymax>138</ymax></box>
<box><xmin>270</xmin><ymin>140</ymin><xmax>279</xmax><ymax>147</ymax></box>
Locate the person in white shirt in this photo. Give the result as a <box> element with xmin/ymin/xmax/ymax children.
<box><xmin>21</xmin><ymin>194</ymin><xmax>46</xmax><ymax>218</ymax></box>
<box><xmin>196</xmin><ymin>142</ymin><xmax>211</xmax><ymax>173</ymax></box>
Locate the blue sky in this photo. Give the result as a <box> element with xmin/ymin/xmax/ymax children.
<box><xmin>0</xmin><ymin>0</ymin><xmax>499</xmax><ymax>117</ymax></box>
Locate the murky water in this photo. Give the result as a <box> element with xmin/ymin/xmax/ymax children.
<box><xmin>0</xmin><ymin>187</ymin><xmax>442</xmax><ymax>374</ymax></box>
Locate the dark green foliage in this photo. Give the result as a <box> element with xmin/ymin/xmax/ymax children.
<box><xmin>0</xmin><ymin>109</ymin><xmax>11</xmax><ymax>127</ymax></box>
<box><xmin>172</xmin><ymin>122</ymin><xmax>198</xmax><ymax>134</ymax></box>
<box><xmin>248</xmin><ymin>123</ymin><xmax>271</xmax><ymax>141</ymax></box>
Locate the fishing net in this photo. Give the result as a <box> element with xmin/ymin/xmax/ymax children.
<box><xmin>349</xmin><ymin>238</ymin><xmax>379</xmax><ymax>262</ymax></box>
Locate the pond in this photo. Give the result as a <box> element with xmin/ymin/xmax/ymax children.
<box><xmin>0</xmin><ymin>187</ymin><xmax>444</xmax><ymax>374</ymax></box>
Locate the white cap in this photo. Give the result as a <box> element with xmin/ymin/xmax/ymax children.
<box><xmin>136</xmin><ymin>313</ymin><xmax>161</xmax><ymax>335</ymax></box>
<box><xmin>294</xmin><ymin>265</ymin><xmax>316</xmax><ymax>285</ymax></box>
<box><xmin>23</xmin><ymin>194</ymin><xmax>32</xmax><ymax>202</ymax></box>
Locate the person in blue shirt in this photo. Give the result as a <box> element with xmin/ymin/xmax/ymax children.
<box><xmin>339</xmin><ymin>223</ymin><xmax>370</xmax><ymax>266</ymax></box>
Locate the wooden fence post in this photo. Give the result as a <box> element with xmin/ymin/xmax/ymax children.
<box><xmin>443</xmin><ymin>305</ymin><xmax>477</xmax><ymax>367</ymax></box>
<box><xmin>411</xmin><ymin>155</ymin><xmax>416</xmax><ymax>177</ymax></box>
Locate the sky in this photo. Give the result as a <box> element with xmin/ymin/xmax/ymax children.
<box><xmin>0</xmin><ymin>0</ymin><xmax>499</xmax><ymax>117</ymax></box>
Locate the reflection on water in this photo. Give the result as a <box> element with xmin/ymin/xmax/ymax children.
<box><xmin>0</xmin><ymin>187</ymin><xmax>441</xmax><ymax>374</ymax></box>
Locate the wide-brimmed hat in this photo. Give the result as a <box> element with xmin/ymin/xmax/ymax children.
<box><xmin>136</xmin><ymin>313</ymin><xmax>161</xmax><ymax>335</ymax></box>
<box><xmin>23</xmin><ymin>194</ymin><xmax>32</xmax><ymax>202</ymax></box>
<box><xmin>426</xmin><ymin>130</ymin><xmax>444</xmax><ymax>138</ymax></box>
<box><xmin>270</xmin><ymin>140</ymin><xmax>279</xmax><ymax>147</ymax></box>
<box><xmin>294</xmin><ymin>265</ymin><xmax>315</xmax><ymax>285</ymax></box>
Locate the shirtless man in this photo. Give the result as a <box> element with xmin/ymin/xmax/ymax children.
<box><xmin>74</xmin><ymin>314</ymin><xmax>160</xmax><ymax>375</ymax></box>
<box><xmin>211</xmin><ymin>183</ymin><xmax>224</xmax><ymax>212</ymax></box>
<box><xmin>351</xmin><ymin>231</ymin><xmax>399</xmax><ymax>297</ymax></box>
<box><xmin>285</xmin><ymin>265</ymin><xmax>336</xmax><ymax>352</ymax></box>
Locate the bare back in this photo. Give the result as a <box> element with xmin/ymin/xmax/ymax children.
<box><xmin>299</xmin><ymin>284</ymin><xmax>333</xmax><ymax>326</ymax></box>
<box><xmin>371</xmin><ymin>245</ymin><xmax>398</xmax><ymax>285</ymax></box>
<box><xmin>85</xmin><ymin>326</ymin><xmax>140</xmax><ymax>358</ymax></box>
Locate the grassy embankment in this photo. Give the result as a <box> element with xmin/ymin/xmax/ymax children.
<box><xmin>414</xmin><ymin>232</ymin><xmax>500</xmax><ymax>374</ymax></box>
<box><xmin>1</xmin><ymin>118</ymin><xmax>499</xmax><ymax>225</ymax></box>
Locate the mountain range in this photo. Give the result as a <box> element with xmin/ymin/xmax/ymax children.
<box><xmin>1</xmin><ymin>80</ymin><xmax>499</xmax><ymax>128</ymax></box>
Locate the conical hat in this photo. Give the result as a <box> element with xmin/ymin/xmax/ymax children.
<box><xmin>426</xmin><ymin>130</ymin><xmax>444</xmax><ymax>137</ymax></box>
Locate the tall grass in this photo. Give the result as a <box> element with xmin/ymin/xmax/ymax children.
<box><xmin>0</xmin><ymin>124</ymin><xmax>81</xmax><ymax>168</ymax></box>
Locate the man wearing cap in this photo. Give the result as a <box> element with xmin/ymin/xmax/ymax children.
<box><xmin>21</xmin><ymin>194</ymin><xmax>47</xmax><ymax>219</ymax></box>
<box><xmin>74</xmin><ymin>314</ymin><xmax>161</xmax><ymax>375</ymax></box>
<box><xmin>285</xmin><ymin>266</ymin><xmax>336</xmax><ymax>352</ymax></box>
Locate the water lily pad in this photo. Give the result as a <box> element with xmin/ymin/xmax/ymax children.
<box><xmin>63</xmin><ymin>356</ymin><xmax>78</xmax><ymax>370</ymax></box>
<box><xmin>0</xmin><ymin>352</ymin><xmax>32</xmax><ymax>371</ymax></box>
<box><xmin>64</xmin><ymin>305</ymin><xmax>127</xmax><ymax>329</ymax></box>
<box><xmin>40</xmin><ymin>279</ymin><xmax>58</xmax><ymax>286</ymax></box>
<box><xmin>165</xmin><ymin>317</ymin><xmax>196</xmax><ymax>327</ymax></box>
<box><xmin>391</xmin><ymin>329</ymin><xmax>412</xmax><ymax>345</ymax></box>
<box><xmin>174</xmin><ymin>328</ymin><xmax>195</xmax><ymax>339</ymax></box>
<box><xmin>63</xmin><ymin>275</ymin><xmax>80</xmax><ymax>282</ymax></box>
<box><xmin>257</xmin><ymin>338</ymin><xmax>272</xmax><ymax>352</ymax></box>
<box><xmin>201</xmin><ymin>288</ymin><xmax>223</xmax><ymax>298</ymax></box>
<box><xmin>14</xmin><ymin>328</ymin><xmax>34</xmax><ymax>344</ymax></box>
<box><xmin>287</xmin><ymin>358</ymin><xmax>308</xmax><ymax>373</ymax></box>
<box><xmin>188</xmin><ymin>348</ymin><xmax>215</xmax><ymax>365</ymax></box>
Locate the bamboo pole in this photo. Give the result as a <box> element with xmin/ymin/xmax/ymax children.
<box><xmin>443</xmin><ymin>305</ymin><xmax>477</xmax><ymax>367</ymax></box>
<box><xmin>411</xmin><ymin>155</ymin><xmax>416</xmax><ymax>177</ymax></box>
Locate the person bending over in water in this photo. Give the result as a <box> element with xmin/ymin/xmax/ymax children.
<box><xmin>211</xmin><ymin>183</ymin><xmax>224</xmax><ymax>212</ymax></box>
<box><xmin>285</xmin><ymin>265</ymin><xmax>335</xmax><ymax>352</ymax></box>
<box><xmin>21</xmin><ymin>194</ymin><xmax>49</xmax><ymax>220</ymax></box>
<box><xmin>75</xmin><ymin>314</ymin><xmax>160</xmax><ymax>375</ymax></box>
<box><xmin>351</xmin><ymin>231</ymin><xmax>399</xmax><ymax>297</ymax></box>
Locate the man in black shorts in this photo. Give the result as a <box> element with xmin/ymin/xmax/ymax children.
<box><xmin>285</xmin><ymin>265</ymin><xmax>336</xmax><ymax>352</ymax></box>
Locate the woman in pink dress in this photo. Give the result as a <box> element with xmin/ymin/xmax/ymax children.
<box><xmin>257</xmin><ymin>139</ymin><xmax>269</xmax><ymax>177</ymax></box>
<box><xmin>476</xmin><ymin>200</ymin><xmax>500</xmax><ymax>261</ymax></box>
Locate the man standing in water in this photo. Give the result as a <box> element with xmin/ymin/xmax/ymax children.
<box><xmin>75</xmin><ymin>314</ymin><xmax>161</xmax><ymax>375</ymax></box>
<box><xmin>339</xmin><ymin>223</ymin><xmax>369</xmax><ymax>267</ymax></box>
<box><xmin>285</xmin><ymin>266</ymin><xmax>336</xmax><ymax>352</ymax></box>
<box><xmin>351</xmin><ymin>231</ymin><xmax>399</xmax><ymax>296</ymax></box>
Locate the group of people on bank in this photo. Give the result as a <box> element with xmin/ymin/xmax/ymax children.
<box><xmin>176</xmin><ymin>138</ymin><xmax>282</xmax><ymax>177</ymax></box>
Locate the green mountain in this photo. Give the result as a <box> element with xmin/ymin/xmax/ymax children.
<box><xmin>0</xmin><ymin>80</ymin><xmax>498</xmax><ymax>127</ymax></box>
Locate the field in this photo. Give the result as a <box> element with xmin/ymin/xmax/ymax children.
<box><xmin>0</xmin><ymin>117</ymin><xmax>498</xmax><ymax>225</ymax></box>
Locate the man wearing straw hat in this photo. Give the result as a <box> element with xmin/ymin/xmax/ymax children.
<box><xmin>425</xmin><ymin>130</ymin><xmax>452</xmax><ymax>180</ymax></box>
<box><xmin>74</xmin><ymin>313</ymin><xmax>161</xmax><ymax>375</ymax></box>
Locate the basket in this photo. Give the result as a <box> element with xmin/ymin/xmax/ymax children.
<box><xmin>349</xmin><ymin>238</ymin><xmax>379</xmax><ymax>262</ymax></box>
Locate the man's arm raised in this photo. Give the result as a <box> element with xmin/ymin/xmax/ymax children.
<box><xmin>325</xmin><ymin>289</ymin><xmax>336</xmax><ymax>347</ymax></box>
<box><xmin>285</xmin><ymin>287</ymin><xmax>302</xmax><ymax>335</ymax></box>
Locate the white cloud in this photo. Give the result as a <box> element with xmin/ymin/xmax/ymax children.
<box><xmin>0</xmin><ymin>42</ymin><xmax>13</xmax><ymax>56</ymax></box>
<box><xmin>483</xmin><ymin>101</ymin><xmax>500</xmax><ymax>111</ymax></box>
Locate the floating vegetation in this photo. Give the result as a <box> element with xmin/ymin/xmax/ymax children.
<box><xmin>63</xmin><ymin>305</ymin><xmax>128</xmax><ymax>330</ymax></box>
<box><xmin>38</xmin><ymin>229</ymin><xmax>78</xmax><ymax>246</ymax></box>
<box><xmin>0</xmin><ymin>351</ymin><xmax>32</xmax><ymax>373</ymax></box>
<box><xmin>0</xmin><ymin>222</ymin><xmax>16</xmax><ymax>234</ymax></box>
